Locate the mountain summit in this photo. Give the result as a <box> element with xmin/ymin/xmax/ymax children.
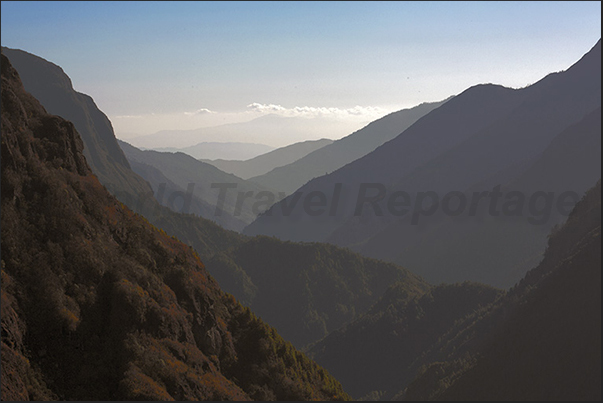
<box><xmin>246</xmin><ymin>39</ymin><xmax>602</xmax><ymax>288</ymax></box>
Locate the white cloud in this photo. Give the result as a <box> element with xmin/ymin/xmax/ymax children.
<box><xmin>109</xmin><ymin>103</ymin><xmax>401</xmax><ymax>144</ymax></box>
<box><xmin>246</xmin><ymin>103</ymin><xmax>388</xmax><ymax>120</ymax></box>
<box><xmin>183</xmin><ymin>108</ymin><xmax>215</xmax><ymax>116</ymax></box>
<box><xmin>247</xmin><ymin>103</ymin><xmax>287</xmax><ymax>113</ymax></box>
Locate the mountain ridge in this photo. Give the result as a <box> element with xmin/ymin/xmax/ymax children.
<box><xmin>1</xmin><ymin>50</ymin><xmax>351</xmax><ymax>401</ymax></box>
<box><xmin>3</xmin><ymin>47</ymin><xmax>429</xmax><ymax>355</ymax></box>
<box><xmin>246</xmin><ymin>39</ymin><xmax>601</xmax><ymax>288</ymax></box>
<box><xmin>118</xmin><ymin>139</ymin><xmax>268</xmax><ymax>230</ymax></box>
<box><xmin>153</xmin><ymin>141</ymin><xmax>275</xmax><ymax>161</ymax></box>
<box><xmin>403</xmin><ymin>180</ymin><xmax>601</xmax><ymax>400</ymax></box>
<box><xmin>1</xmin><ymin>46</ymin><xmax>152</xmax><ymax>199</ymax></box>
<box><xmin>309</xmin><ymin>181</ymin><xmax>601</xmax><ymax>400</ymax></box>
<box><xmin>128</xmin><ymin>113</ymin><xmax>360</xmax><ymax>150</ymax></box>
<box><xmin>247</xmin><ymin>99</ymin><xmax>448</xmax><ymax>195</ymax></box>
<box><xmin>203</xmin><ymin>138</ymin><xmax>333</xmax><ymax>179</ymax></box>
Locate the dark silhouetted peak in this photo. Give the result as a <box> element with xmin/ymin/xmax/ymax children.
<box><xmin>569</xmin><ymin>37</ymin><xmax>601</xmax><ymax>72</ymax></box>
<box><xmin>1</xmin><ymin>52</ymin><xmax>89</xmax><ymax>177</ymax></box>
<box><xmin>1</xmin><ymin>47</ymin><xmax>148</xmax><ymax>198</ymax></box>
<box><xmin>246</xmin><ymin>38</ymin><xmax>601</xmax><ymax>289</ymax></box>
<box><xmin>1</xmin><ymin>47</ymin><xmax>74</xmax><ymax>93</ymax></box>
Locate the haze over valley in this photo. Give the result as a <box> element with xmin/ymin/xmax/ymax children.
<box><xmin>1</xmin><ymin>2</ymin><xmax>600</xmax><ymax>401</ymax></box>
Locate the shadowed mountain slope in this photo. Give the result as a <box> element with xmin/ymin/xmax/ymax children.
<box><xmin>248</xmin><ymin>100</ymin><xmax>447</xmax><ymax>195</ymax></box>
<box><xmin>155</xmin><ymin>142</ymin><xmax>275</xmax><ymax>161</ymax></box>
<box><xmin>309</xmin><ymin>181</ymin><xmax>600</xmax><ymax>401</ymax></box>
<box><xmin>203</xmin><ymin>138</ymin><xmax>333</xmax><ymax>180</ymax></box>
<box><xmin>309</xmin><ymin>282</ymin><xmax>502</xmax><ymax>399</ymax></box>
<box><xmin>3</xmin><ymin>47</ymin><xmax>429</xmax><ymax>354</ymax></box>
<box><xmin>246</xmin><ymin>39</ymin><xmax>601</xmax><ymax>288</ymax></box>
<box><xmin>402</xmin><ymin>180</ymin><xmax>601</xmax><ymax>401</ymax></box>
<box><xmin>1</xmin><ymin>46</ymin><xmax>152</xmax><ymax>199</ymax></box>
<box><xmin>245</xmin><ymin>83</ymin><xmax>527</xmax><ymax>240</ymax></box>
<box><xmin>384</xmin><ymin>105</ymin><xmax>601</xmax><ymax>287</ymax></box>
<box><xmin>118</xmin><ymin>139</ymin><xmax>258</xmax><ymax>231</ymax></box>
<box><xmin>206</xmin><ymin>237</ymin><xmax>430</xmax><ymax>347</ymax></box>
<box><xmin>1</xmin><ymin>47</ymin><xmax>248</xmax><ymax>232</ymax></box>
<box><xmin>127</xmin><ymin>157</ymin><xmax>249</xmax><ymax>232</ymax></box>
<box><xmin>0</xmin><ymin>51</ymin><xmax>350</xmax><ymax>401</ymax></box>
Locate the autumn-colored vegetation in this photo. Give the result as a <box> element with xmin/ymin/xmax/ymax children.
<box><xmin>3</xmin><ymin>46</ymin><xmax>432</xmax><ymax>354</ymax></box>
<box><xmin>1</xmin><ymin>51</ymin><xmax>350</xmax><ymax>401</ymax></box>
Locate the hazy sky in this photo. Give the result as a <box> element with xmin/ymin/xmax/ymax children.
<box><xmin>1</xmin><ymin>1</ymin><xmax>601</xmax><ymax>145</ymax></box>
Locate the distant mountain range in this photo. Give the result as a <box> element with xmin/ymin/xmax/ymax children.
<box><xmin>246</xmin><ymin>39</ymin><xmax>601</xmax><ymax>288</ymax></box>
<box><xmin>2</xmin><ymin>37</ymin><xmax>600</xmax><ymax>402</ymax></box>
<box><xmin>152</xmin><ymin>141</ymin><xmax>275</xmax><ymax>161</ymax></box>
<box><xmin>119</xmin><ymin>140</ymin><xmax>249</xmax><ymax>231</ymax></box>
<box><xmin>248</xmin><ymin>99</ymin><xmax>448</xmax><ymax>195</ymax></box>
<box><xmin>127</xmin><ymin>113</ymin><xmax>362</xmax><ymax>149</ymax></box>
<box><xmin>202</xmin><ymin>138</ymin><xmax>333</xmax><ymax>179</ymax></box>
<box><xmin>2</xmin><ymin>46</ymin><xmax>429</xmax><ymax>357</ymax></box>
<box><xmin>2</xmin><ymin>47</ymin><xmax>257</xmax><ymax>232</ymax></box>
<box><xmin>118</xmin><ymin>140</ymin><xmax>272</xmax><ymax>230</ymax></box>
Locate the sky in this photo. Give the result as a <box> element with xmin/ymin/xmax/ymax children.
<box><xmin>1</xmin><ymin>1</ymin><xmax>601</xmax><ymax>147</ymax></box>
